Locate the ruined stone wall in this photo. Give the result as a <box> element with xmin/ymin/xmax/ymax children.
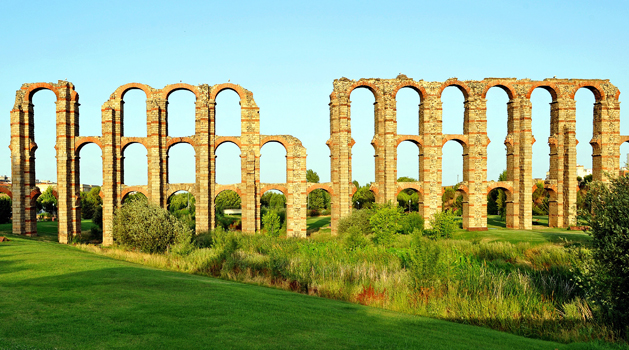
<box><xmin>328</xmin><ymin>76</ymin><xmax>622</xmax><ymax>232</ymax></box>
<box><xmin>10</xmin><ymin>81</ymin><xmax>308</xmax><ymax>243</ymax></box>
<box><xmin>7</xmin><ymin>76</ymin><xmax>624</xmax><ymax>243</ymax></box>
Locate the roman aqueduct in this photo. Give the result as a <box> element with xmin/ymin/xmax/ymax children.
<box><xmin>1</xmin><ymin>76</ymin><xmax>625</xmax><ymax>244</ymax></box>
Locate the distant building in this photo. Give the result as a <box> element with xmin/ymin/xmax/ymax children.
<box><xmin>576</xmin><ymin>165</ymin><xmax>592</xmax><ymax>179</ymax></box>
<box><xmin>0</xmin><ymin>175</ymin><xmax>10</xmax><ymax>183</ymax></box>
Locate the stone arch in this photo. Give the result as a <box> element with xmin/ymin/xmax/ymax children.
<box><xmin>345</xmin><ymin>81</ymin><xmax>383</xmax><ymax>102</ymax></box>
<box><xmin>120</xmin><ymin>187</ymin><xmax>149</xmax><ymax>202</ymax></box>
<box><xmin>438</xmin><ymin>80</ymin><xmax>470</xmax><ymax>99</ymax></box>
<box><xmin>75</xmin><ymin>137</ymin><xmax>102</xmax><ymax>155</ymax></box>
<box><xmin>307</xmin><ymin>183</ymin><xmax>335</xmax><ymax>196</ymax></box>
<box><xmin>570</xmin><ymin>83</ymin><xmax>604</xmax><ymax>101</ymax></box>
<box><xmin>392</xmin><ymin>82</ymin><xmax>427</xmax><ymax>101</ymax></box>
<box><xmin>260</xmin><ymin>136</ymin><xmax>291</xmax><ymax>152</ymax></box>
<box><xmin>487</xmin><ymin>182</ymin><xmax>514</xmax><ymax>201</ymax></box>
<box><xmin>481</xmin><ymin>82</ymin><xmax>516</xmax><ymax>100</ymax></box>
<box><xmin>166</xmin><ymin>137</ymin><xmax>197</xmax><ymax>150</ymax></box>
<box><xmin>214</xmin><ymin>186</ymin><xmax>244</xmax><ymax>200</ymax></box>
<box><xmin>24</xmin><ymin>83</ymin><xmax>61</xmax><ymax>102</ymax></box>
<box><xmin>396</xmin><ymin>135</ymin><xmax>423</xmax><ymax>148</ymax></box>
<box><xmin>260</xmin><ymin>185</ymin><xmax>288</xmax><ymax>196</ymax></box>
<box><xmin>395</xmin><ymin>182</ymin><xmax>423</xmax><ymax>197</ymax></box>
<box><xmin>210</xmin><ymin>83</ymin><xmax>248</xmax><ymax>102</ymax></box>
<box><xmin>121</xmin><ymin>139</ymin><xmax>149</xmax><ymax>153</ymax></box>
<box><xmin>112</xmin><ymin>83</ymin><xmax>154</xmax><ymax>100</ymax></box>
<box><xmin>526</xmin><ymin>83</ymin><xmax>559</xmax><ymax>100</ymax></box>
<box><xmin>0</xmin><ymin>185</ymin><xmax>12</xmax><ymax>199</ymax></box>
<box><xmin>442</xmin><ymin>134</ymin><xmax>469</xmax><ymax>148</ymax></box>
<box><xmin>215</xmin><ymin>136</ymin><xmax>242</xmax><ymax>150</ymax></box>
<box><xmin>162</xmin><ymin>83</ymin><xmax>200</xmax><ymax>100</ymax></box>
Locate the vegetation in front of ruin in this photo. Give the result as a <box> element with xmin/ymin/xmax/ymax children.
<box><xmin>0</xmin><ymin>194</ymin><xmax>10</xmax><ymax>224</ymax></box>
<box><xmin>1</xmin><ymin>236</ymin><xmax>578</xmax><ymax>350</ymax></box>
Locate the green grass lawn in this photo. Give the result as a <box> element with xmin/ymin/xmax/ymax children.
<box><xmin>307</xmin><ymin>215</ymin><xmax>331</xmax><ymax>234</ymax></box>
<box><xmin>1</xmin><ymin>235</ymin><xmax>598</xmax><ymax>350</ymax></box>
<box><xmin>0</xmin><ymin>220</ymin><xmax>97</xmax><ymax>243</ymax></box>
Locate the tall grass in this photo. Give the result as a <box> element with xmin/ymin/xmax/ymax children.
<box><xmin>78</xmin><ymin>231</ymin><xmax>621</xmax><ymax>344</ymax></box>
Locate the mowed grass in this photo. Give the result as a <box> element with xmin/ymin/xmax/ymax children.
<box><xmin>0</xmin><ymin>236</ymin><xmax>581</xmax><ymax>350</ymax></box>
<box><xmin>0</xmin><ymin>220</ymin><xmax>97</xmax><ymax>243</ymax></box>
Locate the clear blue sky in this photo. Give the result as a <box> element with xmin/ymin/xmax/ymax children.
<box><xmin>1</xmin><ymin>0</ymin><xmax>628</xmax><ymax>188</ymax></box>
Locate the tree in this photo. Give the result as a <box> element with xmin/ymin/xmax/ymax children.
<box><xmin>215</xmin><ymin>190</ymin><xmax>241</xmax><ymax>214</ymax></box>
<box><xmin>306</xmin><ymin>169</ymin><xmax>331</xmax><ymax>211</ymax></box>
<box><xmin>261</xmin><ymin>191</ymin><xmax>286</xmax><ymax>209</ymax></box>
<box><xmin>397</xmin><ymin>176</ymin><xmax>416</xmax><ymax>182</ymax></box>
<box><xmin>487</xmin><ymin>170</ymin><xmax>508</xmax><ymax>218</ymax></box>
<box><xmin>369</xmin><ymin>203</ymin><xmax>402</xmax><ymax>245</ymax></box>
<box><xmin>352</xmin><ymin>184</ymin><xmax>375</xmax><ymax>209</ymax></box>
<box><xmin>532</xmin><ymin>181</ymin><xmax>549</xmax><ymax>215</ymax></box>
<box><xmin>0</xmin><ymin>195</ymin><xmax>11</xmax><ymax>224</ymax></box>
<box><xmin>36</xmin><ymin>187</ymin><xmax>57</xmax><ymax>215</ymax></box>
<box><xmin>584</xmin><ymin>175</ymin><xmax>629</xmax><ymax>336</ymax></box>
<box><xmin>81</xmin><ymin>186</ymin><xmax>102</xmax><ymax>219</ymax></box>
<box><xmin>306</xmin><ymin>169</ymin><xmax>320</xmax><ymax>183</ymax></box>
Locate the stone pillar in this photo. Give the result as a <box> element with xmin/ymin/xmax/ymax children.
<box><xmin>516</xmin><ymin>95</ymin><xmax>533</xmax><ymax>230</ymax></box>
<box><xmin>285</xmin><ymin>144</ymin><xmax>308</xmax><ymax>237</ymax></box>
<box><xmin>419</xmin><ymin>95</ymin><xmax>442</xmax><ymax>224</ymax></box>
<box><xmin>240</xmin><ymin>91</ymin><xmax>260</xmax><ymax>233</ymax></box>
<box><xmin>505</xmin><ymin>99</ymin><xmax>519</xmax><ymax>228</ymax></box>
<box><xmin>195</xmin><ymin>86</ymin><xmax>211</xmax><ymax>233</ymax></box>
<box><xmin>383</xmin><ymin>93</ymin><xmax>398</xmax><ymax>204</ymax></box>
<box><xmin>147</xmin><ymin>97</ymin><xmax>166</xmax><ymax>207</ymax></box>
<box><xmin>329</xmin><ymin>92</ymin><xmax>352</xmax><ymax>234</ymax></box>
<box><xmin>592</xmin><ymin>91</ymin><xmax>621</xmax><ymax>182</ymax></box>
<box><xmin>208</xmin><ymin>99</ymin><xmax>217</xmax><ymax>230</ymax></box>
<box><xmin>463</xmin><ymin>94</ymin><xmax>488</xmax><ymax>230</ymax></box>
<box><xmin>101</xmin><ymin>101</ymin><xmax>120</xmax><ymax>246</ymax></box>
<box><xmin>10</xmin><ymin>91</ymin><xmax>29</xmax><ymax>236</ymax></box>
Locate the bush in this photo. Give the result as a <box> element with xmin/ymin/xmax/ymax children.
<box><xmin>263</xmin><ymin>210</ymin><xmax>281</xmax><ymax>237</ymax></box>
<box><xmin>343</xmin><ymin>225</ymin><xmax>370</xmax><ymax>250</ymax></box>
<box><xmin>398</xmin><ymin>212</ymin><xmax>424</xmax><ymax>235</ymax></box>
<box><xmin>337</xmin><ymin>209</ymin><xmax>372</xmax><ymax>236</ymax></box>
<box><xmin>92</xmin><ymin>205</ymin><xmax>103</xmax><ymax>229</ymax></box>
<box><xmin>0</xmin><ymin>195</ymin><xmax>11</xmax><ymax>224</ymax></box>
<box><xmin>585</xmin><ymin>175</ymin><xmax>629</xmax><ymax>336</ymax></box>
<box><xmin>425</xmin><ymin>210</ymin><xmax>457</xmax><ymax>239</ymax></box>
<box><xmin>90</xmin><ymin>226</ymin><xmax>103</xmax><ymax>241</ymax></box>
<box><xmin>369</xmin><ymin>203</ymin><xmax>402</xmax><ymax>246</ymax></box>
<box><xmin>113</xmin><ymin>199</ymin><xmax>192</xmax><ymax>254</ymax></box>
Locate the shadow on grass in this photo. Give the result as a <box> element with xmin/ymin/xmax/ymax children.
<box><xmin>0</xmin><ymin>263</ymin><xmax>569</xmax><ymax>350</ymax></box>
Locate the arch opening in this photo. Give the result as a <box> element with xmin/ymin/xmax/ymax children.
<box><xmin>215</xmin><ymin>141</ymin><xmax>241</xmax><ymax>185</ymax></box>
<box><xmin>397</xmin><ymin>140</ymin><xmax>420</xmax><ymax>181</ymax></box>
<box><xmin>260</xmin><ymin>189</ymin><xmax>287</xmax><ymax>234</ymax></box>
<box><xmin>215</xmin><ymin>89</ymin><xmax>241</xmax><ymax>136</ymax></box>
<box><xmin>531</xmin><ymin>88</ymin><xmax>553</xmax><ymax>180</ymax></box>
<box><xmin>168</xmin><ymin>190</ymin><xmax>196</xmax><ymax>232</ymax></box>
<box><xmin>122</xmin><ymin>191</ymin><xmax>148</xmax><ymax>204</ymax></box>
<box><xmin>532</xmin><ymin>181</ymin><xmax>553</xmax><ymax>227</ymax></box>
<box><xmin>396</xmin><ymin>87</ymin><xmax>420</xmax><ymax>135</ymax></box>
<box><xmin>122</xmin><ymin>143</ymin><xmax>148</xmax><ymax>186</ymax></box>
<box><xmin>397</xmin><ymin>187</ymin><xmax>419</xmax><ymax>213</ymax></box>
<box><xmin>442</xmin><ymin>140</ymin><xmax>463</xmax><ymax>186</ymax></box>
<box><xmin>350</xmin><ymin>87</ymin><xmax>377</xmax><ymax>185</ymax></box>
<box><xmin>32</xmin><ymin>89</ymin><xmax>57</xmax><ymax>184</ymax></box>
<box><xmin>352</xmin><ymin>184</ymin><xmax>375</xmax><ymax>209</ymax></box>
<box><xmin>168</xmin><ymin>143</ymin><xmax>195</xmax><ymax>184</ymax></box>
<box><xmin>167</xmin><ymin>89</ymin><xmax>196</xmax><ymax>137</ymax></box>
<box><xmin>486</xmin><ymin>87</ymin><xmax>509</xmax><ymax>181</ymax></box>
<box><xmin>575</xmin><ymin>88</ymin><xmax>596</xmax><ymax>170</ymax></box>
<box><xmin>260</xmin><ymin>141</ymin><xmax>287</xmax><ymax>184</ymax></box>
<box><xmin>121</xmin><ymin>89</ymin><xmax>147</xmax><ymax>137</ymax></box>
<box><xmin>620</xmin><ymin>142</ymin><xmax>629</xmax><ymax>175</ymax></box>
<box><xmin>441</xmin><ymin>86</ymin><xmax>465</xmax><ymax>135</ymax></box>
<box><xmin>215</xmin><ymin>190</ymin><xmax>242</xmax><ymax>231</ymax></box>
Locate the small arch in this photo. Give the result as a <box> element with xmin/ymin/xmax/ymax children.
<box><xmin>121</xmin><ymin>190</ymin><xmax>148</xmax><ymax>204</ymax></box>
<box><xmin>210</xmin><ymin>83</ymin><xmax>247</xmax><ymax>101</ymax></box>
<box><xmin>485</xmin><ymin>85</ymin><xmax>510</xmax><ymax>181</ymax></box>
<box><xmin>349</xmin><ymin>87</ymin><xmax>377</xmax><ymax>185</ymax></box>
<box><xmin>112</xmin><ymin>83</ymin><xmax>153</xmax><ymax>100</ymax></box>
<box><xmin>120</xmin><ymin>187</ymin><xmax>149</xmax><ymax>203</ymax></box>
<box><xmin>260</xmin><ymin>136</ymin><xmax>290</xmax><ymax>152</ymax></box>
<box><xmin>215</xmin><ymin>141</ymin><xmax>241</xmax><ymax>185</ymax></box>
<box><xmin>24</xmin><ymin>83</ymin><xmax>60</xmax><ymax>102</ymax></box>
<box><xmin>161</xmin><ymin>83</ymin><xmax>200</xmax><ymax>100</ymax></box>
<box><xmin>0</xmin><ymin>185</ymin><xmax>13</xmax><ymax>199</ymax></box>
<box><xmin>167</xmin><ymin>190</ymin><xmax>196</xmax><ymax>231</ymax></box>
<box><xmin>215</xmin><ymin>188</ymin><xmax>242</xmax><ymax>231</ymax></box>
<box><xmin>122</xmin><ymin>143</ymin><xmax>148</xmax><ymax>186</ymax></box>
<box><xmin>31</xmin><ymin>88</ymin><xmax>58</xmax><ymax>183</ymax></box>
<box><xmin>214</xmin><ymin>186</ymin><xmax>244</xmax><ymax>200</ymax></box>
<box><xmin>395</xmin><ymin>86</ymin><xmax>421</xmax><ymax>136</ymax></box>
<box><xmin>570</xmin><ymin>83</ymin><xmax>604</xmax><ymax>101</ymax></box>
<box><xmin>345</xmin><ymin>81</ymin><xmax>382</xmax><ymax>102</ymax></box>
<box><xmin>396</xmin><ymin>135</ymin><xmax>423</xmax><ymax>148</ymax></box>
<box><xmin>442</xmin><ymin>139</ymin><xmax>464</xmax><ymax>186</ymax></box>
<box><xmin>441</xmin><ymin>84</ymin><xmax>467</xmax><ymax>135</ymax></box>
<box><xmin>396</xmin><ymin>182</ymin><xmax>423</xmax><ymax>197</ymax></box>
<box><xmin>78</xmin><ymin>142</ymin><xmax>103</xmax><ymax>188</ymax></box>
<box><xmin>215</xmin><ymin>136</ymin><xmax>241</xmax><ymax>150</ymax></box>
<box><xmin>166</xmin><ymin>137</ymin><xmax>196</xmax><ymax>151</ymax></box>
<box><xmin>352</xmin><ymin>186</ymin><xmax>375</xmax><ymax>209</ymax></box>
<box><xmin>307</xmin><ymin>184</ymin><xmax>335</xmax><ymax>197</ymax></box>
<box><xmin>486</xmin><ymin>182</ymin><xmax>514</xmax><ymax>197</ymax></box>
<box><xmin>260</xmin><ymin>185</ymin><xmax>288</xmax><ymax>196</ymax></box>
<box><xmin>397</xmin><ymin>140</ymin><xmax>421</xmax><ymax>181</ymax></box>
<box><xmin>166</xmin><ymin>88</ymin><xmax>197</xmax><ymax>137</ymax></box>
<box><xmin>397</xmin><ymin>187</ymin><xmax>421</xmax><ymax>213</ymax></box>
<box><xmin>531</xmin><ymin>87</ymin><xmax>554</xmax><ymax>179</ymax></box>
<box><xmin>526</xmin><ymin>83</ymin><xmax>558</xmax><ymax>100</ymax></box>
<box><xmin>441</xmin><ymin>134</ymin><xmax>469</xmax><ymax>148</ymax></box>
<box><xmin>438</xmin><ymin>80</ymin><xmax>470</xmax><ymax>100</ymax></box>
<box><xmin>391</xmin><ymin>82</ymin><xmax>427</xmax><ymax>101</ymax></box>
<box><xmin>75</xmin><ymin>137</ymin><xmax>103</xmax><ymax>154</ymax></box>
<box><xmin>575</xmin><ymin>87</ymin><xmax>598</xmax><ymax>169</ymax></box>
<box><xmin>121</xmin><ymin>138</ymin><xmax>149</xmax><ymax>153</ymax></box>
<box><xmin>481</xmin><ymin>82</ymin><xmax>515</xmax><ymax>100</ymax></box>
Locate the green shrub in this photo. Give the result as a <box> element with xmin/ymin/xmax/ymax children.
<box><xmin>343</xmin><ymin>225</ymin><xmax>370</xmax><ymax>250</ymax></box>
<box><xmin>90</xmin><ymin>226</ymin><xmax>103</xmax><ymax>241</ymax></box>
<box><xmin>369</xmin><ymin>203</ymin><xmax>402</xmax><ymax>246</ymax></box>
<box><xmin>263</xmin><ymin>210</ymin><xmax>281</xmax><ymax>237</ymax></box>
<box><xmin>113</xmin><ymin>199</ymin><xmax>192</xmax><ymax>254</ymax></box>
<box><xmin>398</xmin><ymin>212</ymin><xmax>424</xmax><ymax>235</ymax></box>
<box><xmin>425</xmin><ymin>210</ymin><xmax>457</xmax><ymax>239</ymax></box>
<box><xmin>92</xmin><ymin>205</ymin><xmax>103</xmax><ymax>229</ymax></box>
<box><xmin>585</xmin><ymin>176</ymin><xmax>629</xmax><ymax>336</ymax></box>
<box><xmin>337</xmin><ymin>209</ymin><xmax>372</xmax><ymax>236</ymax></box>
<box><xmin>193</xmin><ymin>231</ymin><xmax>213</xmax><ymax>248</ymax></box>
<box><xmin>0</xmin><ymin>195</ymin><xmax>11</xmax><ymax>224</ymax></box>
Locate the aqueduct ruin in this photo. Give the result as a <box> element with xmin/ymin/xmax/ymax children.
<box><xmin>3</xmin><ymin>76</ymin><xmax>625</xmax><ymax>244</ymax></box>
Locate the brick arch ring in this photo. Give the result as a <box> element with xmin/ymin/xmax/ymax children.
<box><xmin>442</xmin><ymin>134</ymin><xmax>469</xmax><ymax>148</ymax></box>
<box><xmin>120</xmin><ymin>186</ymin><xmax>149</xmax><ymax>201</ymax></box>
<box><xmin>167</xmin><ymin>137</ymin><xmax>197</xmax><ymax>150</ymax></box>
<box><xmin>214</xmin><ymin>185</ymin><xmax>244</xmax><ymax>199</ymax></box>
<box><xmin>260</xmin><ymin>185</ymin><xmax>288</xmax><ymax>196</ymax></box>
<box><xmin>75</xmin><ymin>137</ymin><xmax>103</xmax><ymax>154</ymax></box>
<box><xmin>306</xmin><ymin>184</ymin><xmax>334</xmax><ymax>196</ymax></box>
<box><xmin>395</xmin><ymin>183</ymin><xmax>423</xmax><ymax>197</ymax></box>
<box><xmin>0</xmin><ymin>185</ymin><xmax>12</xmax><ymax>199</ymax></box>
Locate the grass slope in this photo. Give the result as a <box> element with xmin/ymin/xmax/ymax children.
<box><xmin>0</xmin><ymin>236</ymin><xmax>572</xmax><ymax>350</ymax></box>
